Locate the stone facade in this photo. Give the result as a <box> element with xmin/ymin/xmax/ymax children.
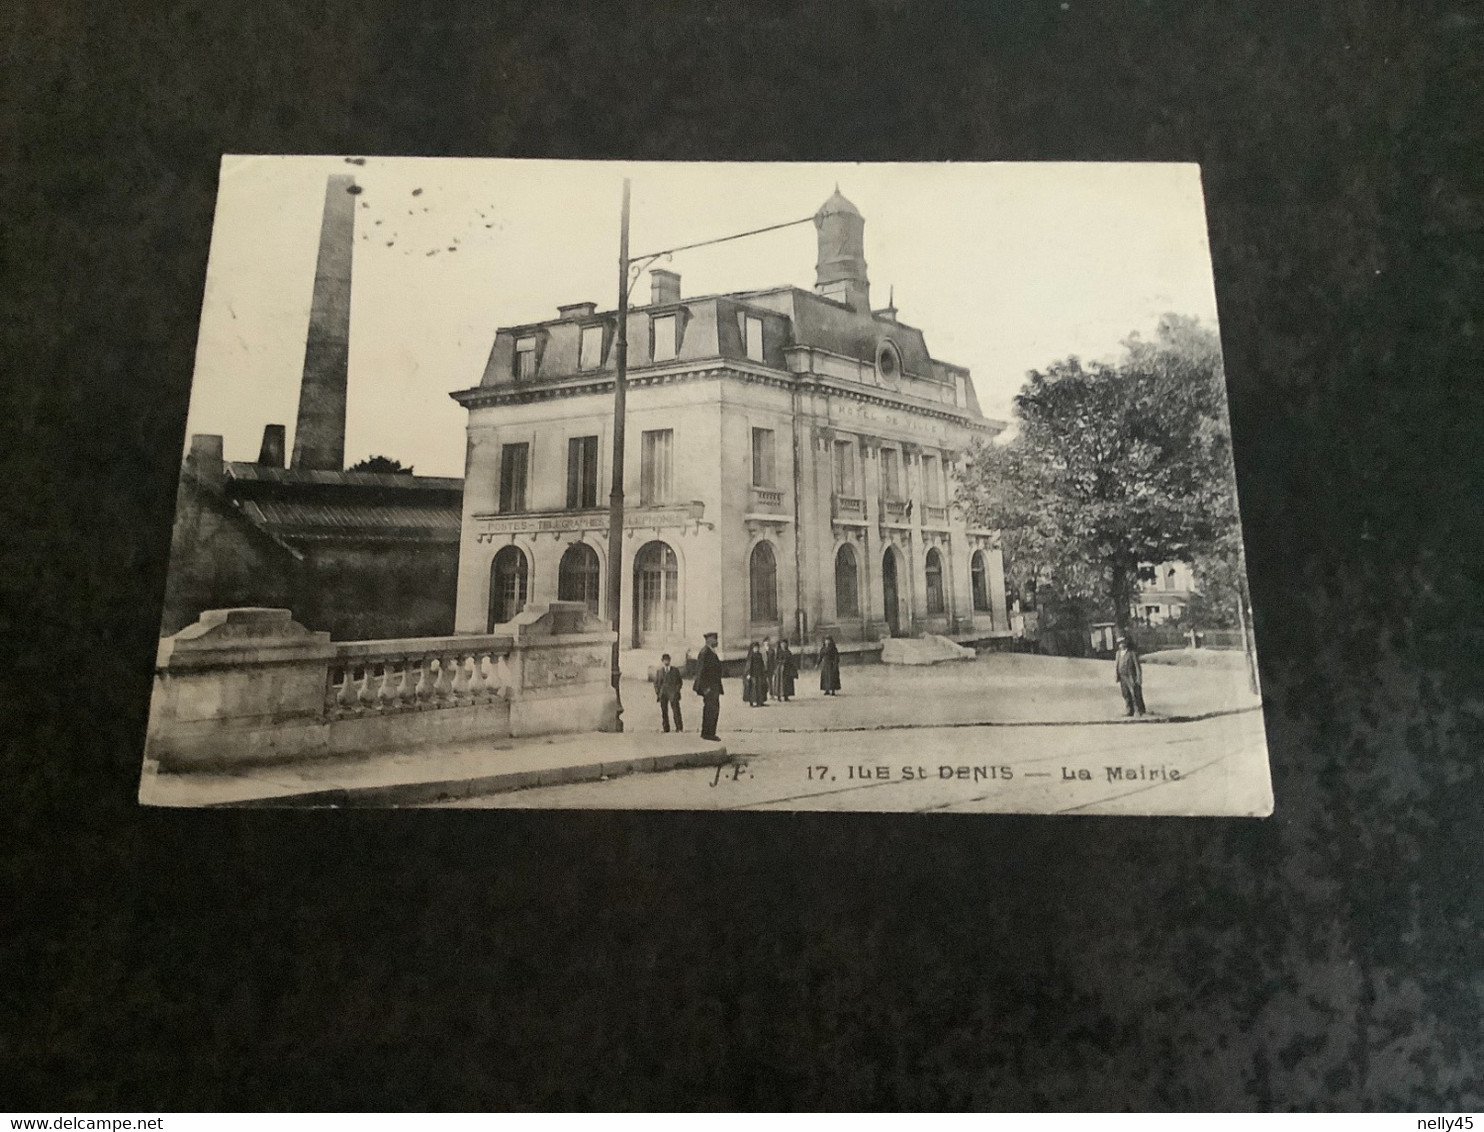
<box><xmin>451</xmin><ymin>191</ymin><xmax>1010</xmax><ymax>661</ymax></box>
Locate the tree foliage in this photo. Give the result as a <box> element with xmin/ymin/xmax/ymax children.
<box><xmin>959</xmin><ymin>315</ymin><xmax>1240</xmax><ymax>630</ymax></box>
<box><xmin>348</xmin><ymin>455</ymin><xmax>414</xmax><ymax>475</ymax></box>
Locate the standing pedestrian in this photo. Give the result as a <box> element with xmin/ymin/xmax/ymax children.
<box><xmin>744</xmin><ymin>641</ymin><xmax>769</xmax><ymax>707</ymax></box>
<box><xmin>819</xmin><ymin>635</ymin><xmax>841</xmax><ymax>696</ymax></box>
<box><xmin>774</xmin><ymin>638</ymin><xmax>796</xmax><ymax>702</ymax></box>
<box><xmin>652</xmin><ymin>652</ymin><xmax>684</xmax><ymax>733</ymax></box>
<box><xmin>693</xmin><ymin>631</ymin><xmax>724</xmax><ymax>740</ymax></box>
<box><xmin>1115</xmin><ymin>634</ymin><xmax>1147</xmax><ymax>717</ymax></box>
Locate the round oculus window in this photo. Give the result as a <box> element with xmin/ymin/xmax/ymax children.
<box><xmin>876</xmin><ymin>340</ymin><xmax>901</xmax><ymax>383</ymax></box>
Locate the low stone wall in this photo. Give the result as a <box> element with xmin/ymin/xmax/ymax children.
<box><xmin>146</xmin><ymin>603</ymin><xmax>617</xmax><ymax>772</ymax></box>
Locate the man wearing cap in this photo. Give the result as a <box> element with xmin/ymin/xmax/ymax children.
<box><xmin>1115</xmin><ymin>633</ymin><xmax>1146</xmax><ymax>717</ymax></box>
<box><xmin>693</xmin><ymin>631</ymin><xmax>724</xmax><ymax>741</ymax></box>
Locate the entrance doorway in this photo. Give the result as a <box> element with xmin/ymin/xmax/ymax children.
<box><xmin>882</xmin><ymin>547</ymin><xmax>903</xmax><ymax>637</ymax></box>
<box><xmin>633</xmin><ymin>540</ymin><xmax>679</xmax><ymax>647</ymax></box>
<box><xmin>488</xmin><ymin>545</ymin><xmax>528</xmax><ymax>630</ymax></box>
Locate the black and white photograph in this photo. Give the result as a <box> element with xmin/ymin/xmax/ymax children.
<box><xmin>140</xmin><ymin>157</ymin><xmax>1271</xmax><ymax>814</ymax></box>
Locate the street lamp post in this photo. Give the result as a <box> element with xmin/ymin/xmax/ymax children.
<box><xmin>602</xmin><ymin>181</ymin><xmax>815</xmax><ymax>733</ymax></box>
<box><xmin>606</xmin><ymin>179</ymin><xmax>631</xmax><ymax>730</ymax></box>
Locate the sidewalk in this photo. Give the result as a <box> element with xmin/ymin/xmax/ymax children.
<box><xmin>138</xmin><ymin>731</ymin><xmax>729</xmax><ymax>808</ymax></box>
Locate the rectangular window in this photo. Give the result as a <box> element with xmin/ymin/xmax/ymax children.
<box><xmin>514</xmin><ymin>337</ymin><xmax>537</xmax><ymax>380</ymax></box>
<box><xmin>640</xmin><ymin>429</ymin><xmax>673</xmax><ymax>505</ymax></box>
<box><xmin>881</xmin><ymin>448</ymin><xmax>901</xmax><ymax>499</ymax></box>
<box><xmin>923</xmin><ymin>454</ymin><xmax>942</xmax><ymax>505</ymax></box>
<box><xmin>499</xmin><ymin>442</ymin><xmax>529</xmax><ymax>514</ymax></box>
<box><xmin>566</xmin><ymin>435</ymin><xmax>599</xmax><ymax>510</ymax></box>
<box><xmin>579</xmin><ymin>325</ymin><xmax>604</xmax><ymax>370</ymax></box>
<box><xmin>652</xmin><ymin>315</ymin><xmax>678</xmax><ymax>362</ymax></box>
<box><xmin>744</xmin><ymin>315</ymin><xmax>764</xmax><ymax>362</ymax></box>
<box><xmin>751</xmin><ymin>427</ymin><xmax>776</xmax><ymax>488</ymax></box>
<box><xmin>832</xmin><ymin>440</ymin><xmax>855</xmax><ymax>496</ymax></box>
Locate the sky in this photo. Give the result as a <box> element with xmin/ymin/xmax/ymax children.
<box><xmin>186</xmin><ymin>157</ymin><xmax>1222</xmax><ymax>478</ymax></box>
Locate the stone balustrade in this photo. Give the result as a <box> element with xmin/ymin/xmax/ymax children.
<box><xmin>882</xmin><ymin>499</ymin><xmax>909</xmax><ymax>522</ymax></box>
<box><xmin>751</xmin><ymin>486</ymin><xmax>785</xmax><ymax>509</ymax></box>
<box><xmin>923</xmin><ymin>503</ymin><xmax>950</xmax><ymax>527</ymax></box>
<box><xmin>325</xmin><ymin>639</ymin><xmax>514</xmax><ymax>717</ymax></box>
<box><xmin>833</xmin><ymin>494</ymin><xmax>866</xmax><ymax>519</ymax></box>
<box><xmin>146</xmin><ymin>603</ymin><xmax>617</xmax><ymax>772</ymax></box>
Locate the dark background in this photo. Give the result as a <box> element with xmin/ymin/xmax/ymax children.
<box><xmin>3</xmin><ymin>0</ymin><xmax>1481</xmax><ymax>1110</ymax></box>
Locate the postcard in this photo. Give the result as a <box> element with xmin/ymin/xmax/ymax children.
<box><xmin>140</xmin><ymin>156</ymin><xmax>1271</xmax><ymax>815</ymax></box>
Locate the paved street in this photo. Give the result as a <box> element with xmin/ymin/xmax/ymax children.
<box><xmin>438</xmin><ymin>651</ymin><xmax>1272</xmax><ymax>815</ymax></box>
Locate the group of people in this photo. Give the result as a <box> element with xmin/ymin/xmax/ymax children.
<box><xmin>651</xmin><ymin>630</ymin><xmax>1151</xmax><ymax>742</ymax></box>
<box><xmin>652</xmin><ymin>632</ymin><xmax>844</xmax><ymax>741</ymax></box>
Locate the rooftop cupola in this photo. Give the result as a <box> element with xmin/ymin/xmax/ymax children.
<box><xmin>814</xmin><ymin>187</ymin><xmax>869</xmax><ymax>313</ymax></box>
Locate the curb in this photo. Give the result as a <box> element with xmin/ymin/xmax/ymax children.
<box><xmin>213</xmin><ymin>745</ymin><xmax>731</xmax><ymax>808</ymax></box>
<box><xmin>721</xmin><ymin>703</ymin><xmax>1264</xmax><ymax>735</ymax></box>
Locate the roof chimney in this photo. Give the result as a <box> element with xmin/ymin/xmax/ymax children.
<box><xmin>814</xmin><ymin>187</ymin><xmax>869</xmax><ymax>313</ymax></box>
<box><xmin>650</xmin><ymin>269</ymin><xmax>681</xmax><ymax>306</ymax></box>
<box><xmin>291</xmin><ymin>174</ymin><xmax>356</xmax><ymax>472</ymax></box>
<box><xmin>558</xmin><ymin>302</ymin><xmax>597</xmax><ymax>319</ymax></box>
<box><xmin>257</xmin><ymin>424</ymin><xmax>286</xmax><ymax>468</ymax></box>
<box><xmin>187</xmin><ymin>434</ymin><xmax>224</xmax><ymax>485</ymax></box>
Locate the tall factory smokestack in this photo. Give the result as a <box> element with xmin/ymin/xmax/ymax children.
<box><xmin>291</xmin><ymin>174</ymin><xmax>357</xmax><ymax>471</ymax></box>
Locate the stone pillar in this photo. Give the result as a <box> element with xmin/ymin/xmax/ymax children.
<box><xmin>947</xmin><ymin>526</ymin><xmax>975</xmax><ymax>634</ymax></box>
<box><xmin>147</xmin><ymin>608</ymin><xmax>334</xmax><ymax>770</ymax></box>
<box><xmin>859</xmin><ymin>439</ymin><xmax>884</xmax><ymax>638</ymax></box>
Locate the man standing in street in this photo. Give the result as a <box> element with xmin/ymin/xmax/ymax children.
<box><xmin>693</xmin><ymin>631</ymin><xmax>724</xmax><ymax>741</ymax></box>
<box><xmin>1115</xmin><ymin>633</ymin><xmax>1147</xmax><ymax>717</ymax></box>
<box><xmin>653</xmin><ymin>652</ymin><xmax>684</xmax><ymax>733</ymax></box>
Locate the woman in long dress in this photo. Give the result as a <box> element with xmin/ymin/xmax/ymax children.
<box><xmin>774</xmin><ymin>639</ymin><xmax>797</xmax><ymax>702</ymax></box>
<box><xmin>744</xmin><ymin>641</ymin><xmax>769</xmax><ymax>707</ymax></box>
<box><xmin>818</xmin><ymin>636</ymin><xmax>841</xmax><ymax>696</ymax></box>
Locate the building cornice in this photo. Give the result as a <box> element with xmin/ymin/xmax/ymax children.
<box><xmin>451</xmin><ymin>363</ymin><xmax>999</xmax><ymax>432</ymax></box>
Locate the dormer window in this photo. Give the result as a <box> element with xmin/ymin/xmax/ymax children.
<box><xmin>652</xmin><ymin>314</ymin><xmax>678</xmax><ymax>362</ymax></box>
<box><xmin>579</xmin><ymin>325</ymin><xmax>604</xmax><ymax>370</ymax></box>
<box><xmin>744</xmin><ymin>316</ymin><xmax>764</xmax><ymax>362</ymax></box>
<box><xmin>514</xmin><ymin>336</ymin><xmax>537</xmax><ymax>379</ymax></box>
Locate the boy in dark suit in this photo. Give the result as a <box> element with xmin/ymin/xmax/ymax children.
<box><xmin>653</xmin><ymin>652</ymin><xmax>684</xmax><ymax>733</ymax></box>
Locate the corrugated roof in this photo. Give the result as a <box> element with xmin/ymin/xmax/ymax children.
<box><xmin>224</xmin><ymin>463</ymin><xmax>463</xmax><ymax>491</ymax></box>
<box><xmin>239</xmin><ymin>498</ymin><xmax>462</xmax><ymax>541</ymax></box>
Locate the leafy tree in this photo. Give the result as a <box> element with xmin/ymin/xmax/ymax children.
<box><xmin>959</xmin><ymin>315</ymin><xmax>1240</xmax><ymax>634</ymax></box>
<box><xmin>348</xmin><ymin>455</ymin><xmax>414</xmax><ymax>475</ymax></box>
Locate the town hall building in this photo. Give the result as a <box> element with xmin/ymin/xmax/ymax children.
<box><xmin>450</xmin><ymin>189</ymin><xmax>1010</xmax><ymax>662</ymax></box>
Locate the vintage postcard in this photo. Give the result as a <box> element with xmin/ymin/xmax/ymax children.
<box><xmin>140</xmin><ymin>156</ymin><xmax>1272</xmax><ymax>815</ymax></box>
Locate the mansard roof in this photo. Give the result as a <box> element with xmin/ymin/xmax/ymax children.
<box><xmin>467</xmin><ymin>284</ymin><xmax>976</xmax><ymax>406</ymax></box>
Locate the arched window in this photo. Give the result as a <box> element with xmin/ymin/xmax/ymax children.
<box><xmin>925</xmin><ymin>548</ymin><xmax>945</xmax><ymax>615</ymax></box>
<box><xmin>488</xmin><ymin>545</ymin><xmax>528</xmax><ymax>629</ymax></box>
<box><xmin>750</xmin><ymin>541</ymin><xmax>778</xmax><ymax>623</ymax></box>
<box><xmin>971</xmin><ymin>550</ymin><xmax>991</xmax><ymax>612</ymax></box>
<box><xmin>834</xmin><ymin>543</ymin><xmax>860</xmax><ymax>618</ymax></box>
<box><xmin>557</xmin><ymin>542</ymin><xmax>601</xmax><ymax>616</ymax></box>
<box><xmin>634</xmin><ymin>541</ymin><xmax>678</xmax><ymax>644</ymax></box>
